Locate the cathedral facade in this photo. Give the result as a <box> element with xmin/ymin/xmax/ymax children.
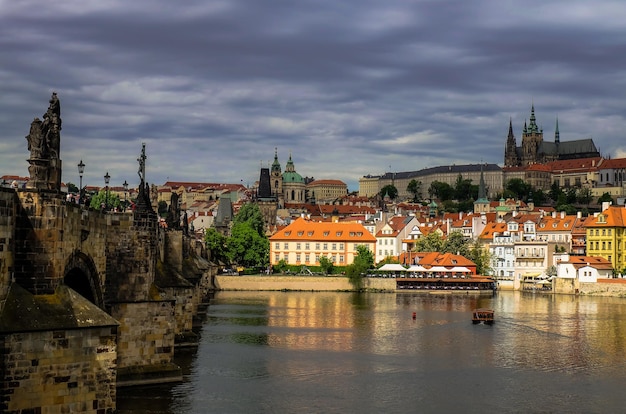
<box><xmin>504</xmin><ymin>105</ymin><xmax>600</xmax><ymax>167</ymax></box>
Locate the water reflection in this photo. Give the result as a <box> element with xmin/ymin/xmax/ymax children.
<box><xmin>118</xmin><ymin>291</ymin><xmax>626</xmax><ymax>413</ymax></box>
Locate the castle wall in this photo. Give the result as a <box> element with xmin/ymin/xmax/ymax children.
<box><xmin>0</xmin><ymin>189</ymin><xmax>16</xmax><ymax>307</ymax></box>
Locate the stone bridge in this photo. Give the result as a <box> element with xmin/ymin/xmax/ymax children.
<box><xmin>0</xmin><ymin>94</ymin><xmax>216</xmax><ymax>413</ymax></box>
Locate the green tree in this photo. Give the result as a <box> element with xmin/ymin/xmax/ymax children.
<box><xmin>204</xmin><ymin>228</ymin><xmax>229</xmax><ymax>265</ymax></box>
<box><xmin>565</xmin><ymin>187</ymin><xmax>578</xmax><ymax>204</ymax></box>
<box><xmin>549</xmin><ymin>182</ymin><xmax>563</xmax><ymax>203</ymax></box>
<box><xmin>530</xmin><ymin>188</ymin><xmax>547</xmax><ymax>206</ymax></box>
<box><xmin>66</xmin><ymin>182</ymin><xmax>78</xmax><ymax>193</ymax></box>
<box><xmin>443</xmin><ymin>231</ymin><xmax>470</xmax><ymax>256</ymax></box>
<box><xmin>273</xmin><ymin>259</ymin><xmax>289</xmax><ymax>274</ymax></box>
<box><xmin>379</xmin><ymin>184</ymin><xmax>398</xmax><ymax>200</ymax></box>
<box><xmin>233</xmin><ymin>202</ymin><xmax>265</xmax><ymax>236</ymax></box>
<box><xmin>453</xmin><ymin>174</ymin><xmax>476</xmax><ymax>201</ymax></box>
<box><xmin>406</xmin><ymin>179</ymin><xmax>422</xmax><ymax>202</ymax></box>
<box><xmin>428</xmin><ymin>181</ymin><xmax>454</xmax><ymax>201</ymax></box>
<box><xmin>346</xmin><ymin>245</ymin><xmax>374</xmax><ymax>290</ymax></box>
<box><xmin>318</xmin><ymin>256</ymin><xmax>334</xmax><ymax>275</ymax></box>
<box><xmin>576</xmin><ymin>187</ymin><xmax>593</xmax><ymax>205</ymax></box>
<box><xmin>468</xmin><ymin>239</ymin><xmax>493</xmax><ymax>276</ymax></box>
<box><xmin>228</xmin><ymin>221</ymin><xmax>269</xmax><ymax>268</ymax></box>
<box><xmin>598</xmin><ymin>192</ymin><xmax>613</xmax><ymax>204</ymax></box>
<box><xmin>505</xmin><ymin>178</ymin><xmax>531</xmax><ymax>201</ymax></box>
<box><xmin>413</xmin><ymin>232</ymin><xmax>444</xmax><ymax>252</ymax></box>
<box><xmin>89</xmin><ymin>190</ymin><xmax>121</xmax><ymax>211</ymax></box>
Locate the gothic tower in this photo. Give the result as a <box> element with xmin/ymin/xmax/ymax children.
<box><xmin>504</xmin><ymin>118</ymin><xmax>519</xmax><ymax>167</ymax></box>
<box><xmin>520</xmin><ymin>104</ymin><xmax>543</xmax><ymax>166</ymax></box>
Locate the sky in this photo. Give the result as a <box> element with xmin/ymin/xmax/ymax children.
<box><xmin>2</xmin><ymin>0</ymin><xmax>626</xmax><ymax>192</ymax></box>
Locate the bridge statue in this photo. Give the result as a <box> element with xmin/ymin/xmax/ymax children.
<box><xmin>25</xmin><ymin>92</ymin><xmax>63</xmax><ymax>190</ymax></box>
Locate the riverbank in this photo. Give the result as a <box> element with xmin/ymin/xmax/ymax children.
<box><xmin>215</xmin><ymin>275</ymin><xmax>626</xmax><ymax>297</ymax></box>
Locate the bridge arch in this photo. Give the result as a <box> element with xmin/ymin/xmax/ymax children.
<box><xmin>63</xmin><ymin>250</ymin><xmax>104</xmax><ymax>309</ymax></box>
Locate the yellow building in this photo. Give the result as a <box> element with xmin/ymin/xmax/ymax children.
<box><xmin>583</xmin><ymin>205</ymin><xmax>626</xmax><ymax>272</ymax></box>
<box><xmin>270</xmin><ymin>218</ymin><xmax>376</xmax><ymax>266</ymax></box>
<box><xmin>307</xmin><ymin>179</ymin><xmax>348</xmax><ymax>203</ymax></box>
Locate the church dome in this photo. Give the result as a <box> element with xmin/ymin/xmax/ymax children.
<box><xmin>283</xmin><ymin>171</ymin><xmax>304</xmax><ymax>183</ymax></box>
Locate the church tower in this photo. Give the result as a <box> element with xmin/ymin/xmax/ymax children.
<box><xmin>270</xmin><ymin>148</ymin><xmax>284</xmax><ymax>208</ymax></box>
<box><xmin>504</xmin><ymin>118</ymin><xmax>519</xmax><ymax>167</ymax></box>
<box><xmin>282</xmin><ymin>153</ymin><xmax>306</xmax><ymax>203</ymax></box>
<box><xmin>520</xmin><ymin>104</ymin><xmax>543</xmax><ymax>166</ymax></box>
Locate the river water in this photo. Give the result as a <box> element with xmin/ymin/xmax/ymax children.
<box><xmin>117</xmin><ymin>291</ymin><xmax>626</xmax><ymax>413</ymax></box>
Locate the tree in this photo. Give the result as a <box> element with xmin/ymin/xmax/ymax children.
<box><xmin>598</xmin><ymin>192</ymin><xmax>613</xmax><ymax>204</ymax></box>
<box><xmin>428</xmin><ymin>181</ymin><xmax>454</xmax><ymax>201</ymax></box>
<box><xmin>66</xmin><ymin>182</ymin><xmax>78</xmax><ymax>193</ymax></box>
<box><xmin>549</xmin><ymin>182</ymin><xmax>563</xmax><ymax>203</ymax></box>
<box><xmin>89</xmin><ymin>190</ymin><xmax>121</xmax><ymax>211</ymax></box>
<box><xmin>576</xmin><ymin>187</ymin><xmax>593</xmax><ymax>205</ymax></box>
<box><xmin>273</xmin><ymin>259</ymin><xmax>289</xmax><ymax>274</ymax></box>
<box><xmin>346</xmin><ymin>245</ymin><xmax>374</xmax><ymax>290</ymax></box>
<box><xmin>204</xmin><ymin>228</ymin><xmax>229</xmax><ymax>265</ymax></box>
<box><xmin>468</xmin><ymin>239</ymin><xmax>493</xmax><ymax>276</ymax></box>
<box><xmin>228</xmin><ymin>221</ymin><xmax>269</xmax><ymax>268</ymax></box>
<box><xmin>233</xmin><ymin>202</ymin><xmax>265</xmax><ymax>236</ymax></box>
<box><xmin>318</xmin><ymin>256</ymin><xmax>334</xmax><ymax>275</ymax></box>
<box><xmin>453</xmin><ymin>174</ymin><xmax>476</xmax><ymax>201</ymax></box>
<box><xmin>413</xmin><ymin>232</ymin><xmax>444</xmax><ymax>252</ymax></box>
<box><xmin>406</xmin><ymin>179</ymin><xmax>422</xmax><ymax>202</ymax></box>
<box><xmin>443</xmin><ymin>231</ymin><xmax>470</xmax><ymax>256</ymax></box>
<box><xmin>379</xmin><ymin>184</ymin><xmax>398</xmax><ymax>200</ymax></box>
<box><xmin>505</xmin><ymin>178</ymin><xmax>532</xmax><ymax>201</ymax></box>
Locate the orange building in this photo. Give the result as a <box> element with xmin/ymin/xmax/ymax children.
<box><xmin>270</xmin><ymin>217</ymin><xmax>376</xmax><ymax>266</ymax></box>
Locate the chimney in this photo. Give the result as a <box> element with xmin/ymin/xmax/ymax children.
<box><xmin>560</xmin><ymin>211</ymin><xmax>565</xmax><ymax>219</ymax></box>
<box><xmin>577</xmin><ymin>211</ymin><xmax>582</xmax><ymax>219</ymax></box>
<box><xmin>552</xmin><ymin>211</ymin><xmax>556</xmax><ymax>218</ymax></box>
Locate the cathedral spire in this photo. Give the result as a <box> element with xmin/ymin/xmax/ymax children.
<box><xmin>528</xmin><ymin>104</ymin><xmax>539</xmax><ymax>133</ymax></box>
<box><xmin>508</xmin><ymin>117</ymin><xmax>514</xmax><ymax>139</ymax></box>
<box><xmin>271</xmin><ymin>147</ymin><xmax>281</xmax><ymax>173</ymax></box>
<box><xmin>554</xmin><ymin>116</ymin><xmax>560</xmax><ymax>143</ymax></box>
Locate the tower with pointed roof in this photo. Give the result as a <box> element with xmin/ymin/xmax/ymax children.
<box><xmin>270</xmin><ymin>148</ymin><xmax>284</xmax><ymax>208</ymax></box>
<box><xmin>473</xmin><ymin>163</ymin><xmax>490</xmax><ymax>213</ymax></box>
<box><xmin>521</xmin><ymin>104</ymin><xmax>543</xmax><ymax>166</ymax></box>
<box><xmin>504</xmin><ymin>118</ymin><xmax>518</xmax><ymax>167</ymax></box>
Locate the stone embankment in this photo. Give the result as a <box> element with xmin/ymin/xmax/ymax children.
<box><xmin>215</xmin><ymin>275</ymin><xmax>396</xmax><ymax>291</ymax></box>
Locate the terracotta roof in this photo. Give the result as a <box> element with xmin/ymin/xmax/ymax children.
<box><xmin>560</xmin><ymin>255</ymin><xmax>613</xmax><ymax>270</ymax></box>
<box><xmin>479</xmin><ymin>222</ymin><xmax>507</xmax><ymax>240</ymax></box>
<box><xmin>598</xmin><ymin>157</ymin><xmax>626</xmax><ymax>169</ymax></box>
<box><xmin>537</xmin><ymin>215</ymin><xmax>578</xmax><ymax>232</ymax></box>
<box><xmin>582</xmin><ymin>205</ymin><xmax>626</xmax><ymax>227</ymax></box>
<box><xmin>307</xmin><ymin>179</ymin><xmax>347</xmax><ymax>186</ymax></box>
<box><xmin>270</xmin><ymin>217</ymin><xmax>376</xmax><ymax>243</ymax></box>
<box><xmin>545</xmin><ymin>157</ymin><xmax>602</xmax><ymax>173</ymax></box>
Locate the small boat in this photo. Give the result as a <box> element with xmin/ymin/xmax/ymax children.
<box><xmin>472</xmin><ymin>308</ymin><xmax>494</xmax><ymax>325</ymax></box>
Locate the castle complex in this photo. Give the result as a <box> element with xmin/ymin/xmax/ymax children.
<box><xmin>504</xmin><ymin>105</ymin><xmax>600</xmax><ymax>167</ymax></box>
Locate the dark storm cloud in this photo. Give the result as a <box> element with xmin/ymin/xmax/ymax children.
<box><xmin>2</xmin><ymin>0</ymin><xmax>626</xmax><ymax>190</ymax></box>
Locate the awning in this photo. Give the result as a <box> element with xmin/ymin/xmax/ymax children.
<box><xmin>378</xmin><ymin>263</ymin><xmax>407</xmax><ymax>271</ymax></box>
<box><xmin>407</xmin><ymin>265</ymin><xmax>427</xmax><ymax>272</ymax></box>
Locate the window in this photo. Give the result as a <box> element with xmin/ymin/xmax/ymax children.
<box><xmin>339</xmin><ymin>255</ymin><xmax>344</xmax><ymax>263</ymax></box>
<box><xmin>285</xmin><ymin>231</ymin><xmax>291</xmax><ymax>236</ymax></box>
<box><xmin>296</xmin><ymin>254</ymin><xmax>301</xmax><ymax>262</ymax></box>
<box><xmin>323</xmin><ymin>231</ymin><xmax>329</xmax><ymax>236</ymax></box>
<box><xmin>316</xmin><ymin>243</ymin><xmax>320</xmax><ymax>250</ymax></box>
<box><xmin>305</xmin><ymin>243</ymin><xmax>310</xmax><ymax>250</ymax></box>
<box><xmin>284</xmin><ymin>242</ymin><xmax>289</xmax><ymax>249</ymax></box>
<box><xmin>332</xmin><ymin>243</ymin><xmax>337</xmax><ymax>250</ymax></box>
<box><xmin>323</xmin><ymin>243</ymin><xmax>328</xmax><ymax>250</ymax></box>
<box><xmin>297</xmin><ymin>231</ymin><xmax>304</xmax><ymax>236</ymax></box>
<box><xmin>308</xmin><ymin>231</ymin><xmax>314</xmax><ymax>236</ymax></box>
<box><xmin>275</xmin><ymin>242</ymin><xmax>280</xmax><ymax>249</ymax></box>
<box><xmin>275</xmin><ymin>254</ymin><xmax>279</xmax><ymax>262</ymax></box>
<box><xmin>336</xmin><ymin>231</ymin><xmax>342</xmax><ymax>236</ymax></box>
<box><xmin>296</xmin><ymin>243</ymin><xmax>301</xmax><ymax>250</ymax></box>
<box><xmin>339</xmin><ymin>243</ymin><xmax>344</xmax><ymax>250</ymax></box>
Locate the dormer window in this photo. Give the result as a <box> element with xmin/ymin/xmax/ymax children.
<box><xmin>323</xmin><ymin>231</ymin><xmax>330</xmax><ymax>236</ymax></box>
<box><xmin>285</xmin><ymin>231</ymin><xmax>291</xmax><ymax>236</ymax></box>
<box><xmin>336</xmin><ymin>231</ymin><xmax>343</xmax><ymax>237</ymax></box>
<box><xmin>308</xmin><ymin>231</ymin><xmax>314</xmax><ymax>236</ymax></box>
<box><xmin>297</xmin><ymin>231</ymin><xmax>304</xmax><ymax>236</ymax></box>
<box><xmin>598</xmin><ymin>214</ymin><xmax>606</xmax><ymax>224</ymax></box>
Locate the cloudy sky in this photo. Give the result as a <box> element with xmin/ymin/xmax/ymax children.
<box><xmin>2</xmin><ymin>0</ymin><xmax>626</xmax><ymax>191</ymax></box>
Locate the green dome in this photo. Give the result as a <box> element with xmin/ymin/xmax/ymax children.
<box><xmin>283</xmin><ymin>171</ymin><xmax>304</xmax><ymax>183</ymax></box>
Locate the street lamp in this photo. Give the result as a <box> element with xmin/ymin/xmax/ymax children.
<box><xmin>104</xmin><ymin>171</ymin><xmax>110</xmax><ymax>211</ymax></box>
<box><xmin>77</xmin><ymin>160</ymin><xmax>85</xmax><ymax>205</ymax></box>
<box><xmin>123</xmin><ymin>180</ymin><xmax>128</xmax><ymax>211</ymax></box>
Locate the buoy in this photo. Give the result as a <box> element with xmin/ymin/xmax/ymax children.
<box><xmin>412</xmin><ymin>312</ymin><xmax>416</xmax><ymax>319</ymax></box>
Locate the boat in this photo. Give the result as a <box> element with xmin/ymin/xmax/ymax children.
<box><xmin>472</xmin><ymin>308</ymin><xmax>494</xmax><ymax>325</ymax></box>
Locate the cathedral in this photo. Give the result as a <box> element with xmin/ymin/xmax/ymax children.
<box><xmin>504</xmin><ymin>105</ymin><xmax>600</xmax><ymax>167</ymax></box>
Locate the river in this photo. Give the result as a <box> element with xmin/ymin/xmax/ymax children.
<box><xmin>117</xmin><ymin>291</ymin><xmax>626</xmax><ymax>413</ymax></box>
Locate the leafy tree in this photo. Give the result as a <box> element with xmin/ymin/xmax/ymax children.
<box><xmin>228</xmin><ymin>221</ymin><xmax>269</xmax><ymax>268</ymax></box>
<box><xmin>233</xmin><ymin>202</ymin><xmax>265</xmax><ymax>236</ymax></box>
<box><xmin>406</xmin><ymin>179</ymin><xmax>422</xmax><ymax>202</ymax></box>
<box><xmin>565</xmin><ymin>187</ymin><xmax>578</xmax><ymax>204</ymax></box>
<box><xmin>379</xmin><ymin>184</ymin><xmax>398</xmax><ymax>200</ymax></box>
<box><xmin>598</xmin><ymin>192</ymin><xmax>613</xmax><ymax>204</ymax></box>
<box><xmin>576</xmin><ymin>187</ymin><xmax>593</xmax><ymax>205</ymax></box>
<box><xmin>377</xmin><ymin>256</ymin><xmax>400</xmax><ymax>266</ymax></box>
<box><xmin>468</xmin><ymin>239</ymin><xmax>493</xmax><ymax>276</ymax></box>
<box><xmin>204</xmin><ymin>228</ymin><xmax>229</xmax><ymax>265</ymax></box>
<box><xmin>89</xmin><ymin>190</ymin><xmax>121</xmax><ymax>211</ymax></box>
<box><xmin>530</xmin><ymin>188</ymin><xmax>547</xmax><ymax>206</ymax></box>
<box><xmin>346</xmin><ymin>245</ymin><xmax>374</xmax><ymax>290</ymax></box>
<box><xmin>443</xmin><ymin>231</ymin><xmax>470</xmax><ymax>256</ymax></box>
<box><xmin>413</xmin><ymin>232</ymin><xmax>445</xmax><ymax>252</ymax></box>
<box><xmin>453</xmin><ymin>174</ymin><xmax>476</xmax><ymax>201</ymax></box>
<box><xmin>318</xmin><ymin>256</ymin><xmax>334</xmax><ymax>275</ymax></box>
<box><xmin>549</xmin><ymin>182</ymin><xmax>563</xmax><ymax>203</ymax></box>
<box><xmin>273</xmin><ymin>259</ymin><xmax>289</xmax><ymax>274</ymax></box>
<box><xmin>505</xmin><ymin>178</ymin><xmax>532</xmax><ymax>201</ymax></box>
<box><xmin>66</xmin><ymin>182</ymin><xmax>78</xmax><ymax>193</ymax></box>
<box><xmin>428</xmin><ymin>181</ymin><xmax>454</xmax><ymax>201</ymax></box>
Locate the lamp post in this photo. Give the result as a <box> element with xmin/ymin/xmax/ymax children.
<box><xmin>77</xmin><ymin>160</ymin><xmax>85</xmax><ymax>205</ymax></box>
<box><xmin>104</xmin><ymin>172</ymin><xmax>110</xmax><ymax>211</ymax></box>
<box><xmin>123</xmin><ymin>180</ymin><xmax>128</xmax><ymax>211</ymax></box>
